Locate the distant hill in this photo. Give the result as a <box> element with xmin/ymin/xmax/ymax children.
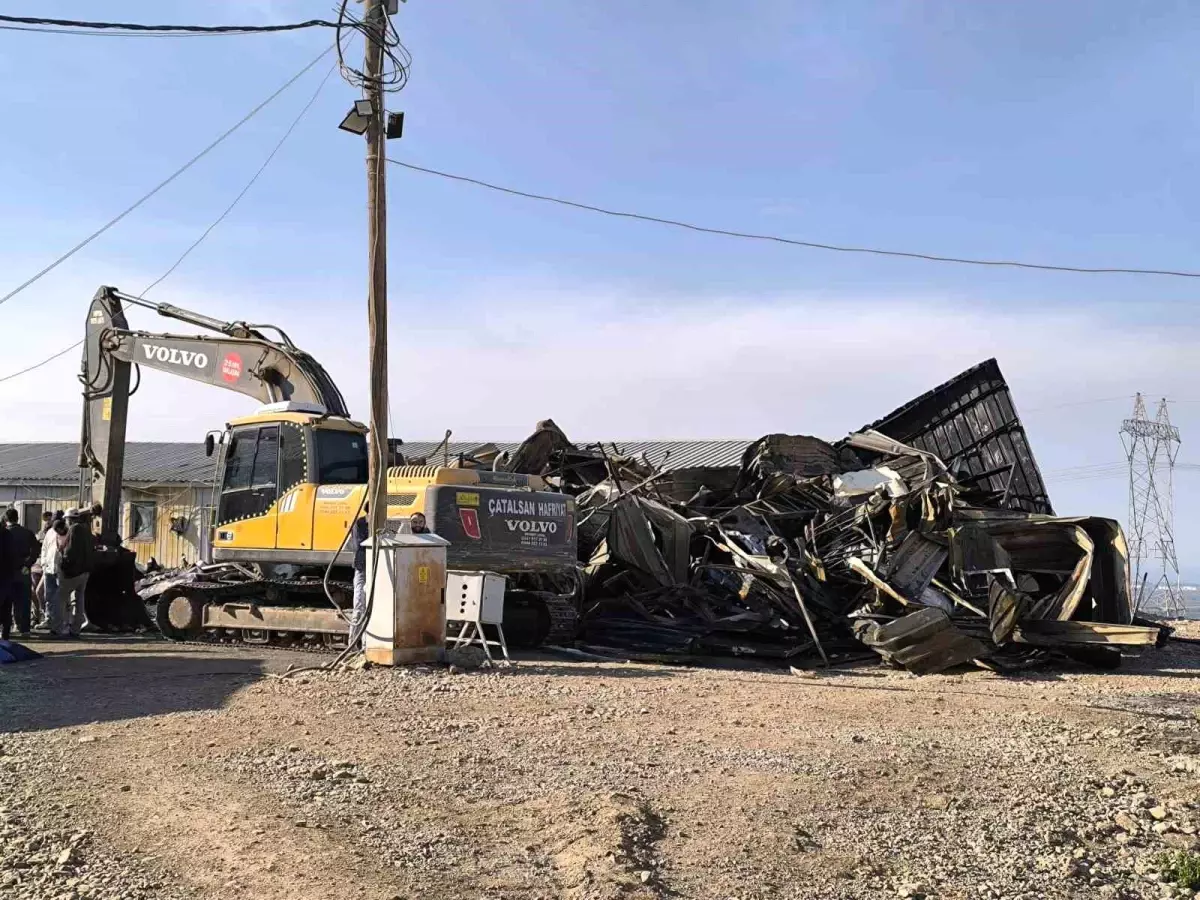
<box><xmin>1138</xmin><ymin>582</ymin><xmax>1200</xmax><ymax>619</ymax></box>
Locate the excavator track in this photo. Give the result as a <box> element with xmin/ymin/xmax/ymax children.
<box><xmin>145</xmin><ymin>564</ymin><xmax>584</xmax><ymax>652</ymax></box>
<box><xmin>154</xmin><ymin>576</ymin><xmax>354</xmax><ymax>651</ymax></box>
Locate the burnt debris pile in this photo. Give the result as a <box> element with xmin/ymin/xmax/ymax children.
<box><xmin>507</xmin><ymin>359</ymin><xmax>1168</xmax><ymax>674</ymax></box>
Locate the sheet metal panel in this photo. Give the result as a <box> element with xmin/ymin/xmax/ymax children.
<box><xmin>860</xmin><ymin>358</ymin><xmax>1053</xmax><ymax>515</ymax></box>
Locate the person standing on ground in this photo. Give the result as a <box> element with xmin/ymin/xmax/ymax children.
<box><xmin>37</xmin><ymin>517</ymin><xmax>68</xmax><ymax>638</ymax></box>
<box><xmin>56</xmin><ymin>509</ymin><xmax>94</xmax><ymax>640</ymax></box>
<box><xmin>31</xmin><ymin>511</ymin><xmax>53</xmax><ymax>626</ymax></box>
<box><xmin>349</xmin><ymin>503</ymin><xmax>369</xmax><ymax>644</ymax></box>
<box><xmin>0</xmin><ymin>515</ymin><xmax>14</xmax><ymax>641</ymax></box>
<box><xmin>35</xmin><ymin>511</ymin><xmax>66</xmax><ymax>625</ymax></box>
<box><xmin>4</xmin><ymin>508</ymin><xmax>39</xmax><ymax>639</ymax></box>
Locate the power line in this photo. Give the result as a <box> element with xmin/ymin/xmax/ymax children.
<box><xmin>1047</xmin><ymin>461</ymin><xmax>1127</xmax><ymax>474</ymax></box>
<box><xmin>140</xmin><ymin>62</ymin><xmax>338</xmax><ymax>297</ymax></box>
<box><xmin>0</xmin><ymin>14</ymin><xmax>335</xmax><ymax>36</ymax></box>
<box><xmin>0</xmin><ymin>45</ymin><xmax>333</xmax><ymax>310</ymax></box>
<box><xmin>0</xmin><ymin>24</ymin><xmax>305</xmax><ymax>38</ymax></box>
<box><xmin>387</xmin><ymin>159</ymin><xmax>1200</xmax><ymax>279</ymax></box>
<box><xmin>1022</xmin><ymin>395</ymin><xmax>1133</xmax><ymax>413</ymax></box>
<box><xmin>0</xmin><ymin>340</ymin><xmax>83</xmax><ymax>384</ymax></box>
<box><xmin>0</xmin><ymin>54</ymin><xmax>335</xmax><ymax>386</ymax></box>
<box><xmin>335</xmin><ymin>0</ymin><xmax>411</xmax><ymax>93</ymax></box>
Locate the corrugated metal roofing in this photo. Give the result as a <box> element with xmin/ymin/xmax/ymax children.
<box><xmin>0</xmin><ymin>442</ymin><xmax>214</xmax><ymax>485</ymax></box>
<box><xmin>0</xmin><ymin>439</ymin><xmax>751</xmax><ymax>485</ymax></box>
<box><xmin>401</xmin><ymin>439</ymin><xmax>750</xmax><ymax>470</ymax></box>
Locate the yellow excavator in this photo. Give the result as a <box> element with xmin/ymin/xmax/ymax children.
<box><xmin>80</xmin><ymin>286</ymin><xmax>578</xmax><ymax>647</ymax></box>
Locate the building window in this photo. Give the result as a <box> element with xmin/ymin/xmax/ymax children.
<box><xmin>20</xmin><ymin>502</ymin><xmax>43</xmax><ymax>532</ymax></box>
<box><xmin>128</xmin><ymin>501</ymin><xmax>157</xmax><ymax>542</ymax></box>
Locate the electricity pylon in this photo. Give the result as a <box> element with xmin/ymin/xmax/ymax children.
<box><xmin>1120</xmin><ymin>394</ymin><xmax>1183</xmax><ymax>616</ymax></box>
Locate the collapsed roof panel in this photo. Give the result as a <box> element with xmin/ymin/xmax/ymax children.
<box><xmin>859</xmin><ymin>358</ymin><xmax>1053</xmax><ymax>515</ymax></box>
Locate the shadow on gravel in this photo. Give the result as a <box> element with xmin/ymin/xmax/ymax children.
<box><xmin>1</xmin><ymin>649</ymin><xmax>264</xmax><ymax>734</ymax></box>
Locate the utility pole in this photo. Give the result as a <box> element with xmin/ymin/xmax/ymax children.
<box><xmin>364</xmin><ymin>0</ymin><xmax>389</xmax><ymax>540</ymax></box>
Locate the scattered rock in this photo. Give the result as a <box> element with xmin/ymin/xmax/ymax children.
<box><xmin>0</xmin><ymin>734</ymin><xmax>188</xmax><ymax>900</ymax></box>
<box><xmin>1162</xmin><ymin>832</ymin><xmax>1200</xmax><ymax>851</ymax></box>
<box><xmin>1115</xmin><ymin>812</ymin><xmax>1140</xmax><ymax>833</ymax></box>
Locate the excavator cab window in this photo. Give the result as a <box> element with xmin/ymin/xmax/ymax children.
<box><xmin>218</xmin><ymin>425</ymin><xmax>281</xmax><ymax>524</ymax></box>
<box><xmin>279</xmin><ymin>423</ymin><xmax>307</xmax><ymax>494</ymax></box>
<box><xmin>314</xmin><ymin>429</ymin><xmax>368</xmax><ymax>484</ymax></box>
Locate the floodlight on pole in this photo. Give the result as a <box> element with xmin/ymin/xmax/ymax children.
<box><xmin>338</xmin><ymin>99</ymin><xmax>375</xmax><ymax>136</ymax></box>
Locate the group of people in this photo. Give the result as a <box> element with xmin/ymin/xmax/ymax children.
<box><xmin>0</xmin><ymin>505</ymin><xmax>98</xmax><ymax>642</ymax></box>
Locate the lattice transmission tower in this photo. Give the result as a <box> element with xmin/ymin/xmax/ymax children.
<box><xmin>1120</xmin><ymin>394</ymin><xmax>1183</xmax><ymax>616</ymax></box>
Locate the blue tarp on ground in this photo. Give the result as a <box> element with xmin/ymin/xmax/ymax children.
<box><xmin>0</xmin><ymin>640</ymin><xmax>42</xmax><ymax>664</ymax></box>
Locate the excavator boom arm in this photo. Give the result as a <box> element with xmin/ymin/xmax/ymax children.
<box><xmin>106</xmin><ymin>331</ymin><xmax>336</xmax><ymax>408</ymax></box>
<box><xmin>80</xmin><ymin>286</ymin><xmax>350</xmax><ymax>538</ymax></box>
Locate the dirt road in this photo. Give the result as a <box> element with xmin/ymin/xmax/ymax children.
<box><xmin>3</xmin><ymin>632</ymin><xmax>1200</xmax><ymax>900</ymax></box>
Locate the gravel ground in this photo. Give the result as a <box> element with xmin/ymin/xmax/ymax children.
<box><xmin>2</xmin><ymin>626</ymin><xmax>1200</xmax><ymax>900</ymax></box>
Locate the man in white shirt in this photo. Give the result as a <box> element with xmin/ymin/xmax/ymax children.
<box><xmin>36</xmin><ymin>517</ymin><xmax>67</xmax><ymax>637</ymax></box>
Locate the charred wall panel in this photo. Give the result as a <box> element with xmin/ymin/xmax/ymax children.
<box><xmin>861</xmin><ymin>358</ymin><xmax>1053</xmax><ymax>515</ymax></box>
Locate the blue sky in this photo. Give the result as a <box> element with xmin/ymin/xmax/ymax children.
<box><xmin>0</xmin><ymin>1</ymin><xmax>1198</xmax><ymax>575</ymax></box>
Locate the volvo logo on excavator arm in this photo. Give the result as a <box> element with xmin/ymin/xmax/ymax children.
<box><xmin>142</xmin><ymin>343</ymin><xmax>210</xmax><ymax>369</ymax></box>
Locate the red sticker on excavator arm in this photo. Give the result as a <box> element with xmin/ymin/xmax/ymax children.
<box><xmin>221</xmin><ymin>352</ymin><xmax>242</xmax><ymax>383</ymax></box>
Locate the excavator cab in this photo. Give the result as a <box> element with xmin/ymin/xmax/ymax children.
<box><xmin>209</xmin><ymin>404</ymin><xmax>369</xmax><ymax>569</ymax></box>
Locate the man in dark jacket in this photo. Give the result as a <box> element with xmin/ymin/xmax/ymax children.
<box><xmin>0</xmin><ymin>518</ymin><xmax>14</xmax><ymax>641</ymax></box>
<box><xmin>4</xmin><ymin>508</ymin><xmax>39</xmax><ymax>638</ymax></box>
<box><xmin>53</xmin><ymin>509</ymin><xmax>95</xmax><ymax>639</ymax></box>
